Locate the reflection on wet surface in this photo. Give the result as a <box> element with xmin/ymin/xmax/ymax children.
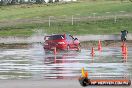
<box><xmin>0</xmin><ymin>43</ymin><xmax>131</xmax><ymax>79</ymax></box>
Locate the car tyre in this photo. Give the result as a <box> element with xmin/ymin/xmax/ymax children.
<box><xmin>77</xmin><ymin>44</ymin><xmax>81</xmax><ymax>51</ymax></box>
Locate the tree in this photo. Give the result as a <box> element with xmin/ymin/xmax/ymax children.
<box><xmin>0</xmin><ymin>0</ymin><xmax>8</xmax><ymax>5</ymax></box>
<box><xmin>11</xmin><ymin>0</ymin><xmax>18</xmax><ymax>4</ymax></box>
<box><xmin>36</xmin><ymin>0</ymin><xmax>45</xmax><ymax>4</ymax></box>
<box><xmin>20</xmin><ymin>0</ymin><xmax>25</xmax><ymax>4</ymax></box>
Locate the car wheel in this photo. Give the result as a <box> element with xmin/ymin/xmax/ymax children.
<box><xmin>77</xmin><ymin>44</ymin><xmax>81</xmax><ymax>51</ymax></box>
<box><xmin>44</xmin><ymin>49</ymin><xmax>50</xmax><ymax>54</ymax></box>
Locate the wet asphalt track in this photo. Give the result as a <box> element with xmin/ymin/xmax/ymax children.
<box><xmin>0</xmin><ymin>43</ymin><xmax>131</xmax><ymax>87</ymax></box>
<box><xmin>0</xmin><ymin>43</ymin><xmax>131</xmax><ymax>79</ymax></box>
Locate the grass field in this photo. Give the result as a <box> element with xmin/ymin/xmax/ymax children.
<box><xmin>0</xmin><ymin>1</ymin><xmax>132</xmax><ymax>36</ymax></box>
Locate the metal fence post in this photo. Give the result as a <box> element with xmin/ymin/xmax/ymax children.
<box><xmin>93</xmin><ymin>13</ymin><xmax>97</xmax><ymax>23</ymax></box>
<box><xmin>49</xmin><ymin>16</ymin><xmax>54</xmax><ymax>27</ymax></box>
<box><xmin>72</xmin><ymin>15</ymin><xmax>74</xmax><ymax>25</ymax></box>
<box><xmin>114</xmin><ymin>15</ymin><xmax>117</xmax><ymax>23</ymax></box>
<box><xmin>49</xmin><ymin>16</ymin><xmax>51</xmax><ymax>27</ymax></box>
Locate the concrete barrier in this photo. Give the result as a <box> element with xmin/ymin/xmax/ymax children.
<box><xmin>0</xmin><ymin>36</ymin><xmax>44</xmax><ymax>44</ymax></box>
<box><xmin>0</xmin><ymin>34</ymin><xmax>132</xmax><ymax>44</ymax></box>
<box><xmin>76</xmin><ymin>34</ymin><xmax>132</xmax><ymax>42</ymax></box>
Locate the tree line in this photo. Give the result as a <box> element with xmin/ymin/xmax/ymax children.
<box><xmin>0</xmin><ymin>0</ymin><xmax>60</xmax><ymax>5</ymax></box>
<box><xmin>0</xmin><ymin>0</ymin><xmax>131</xmax><ymax>6</ymax></box>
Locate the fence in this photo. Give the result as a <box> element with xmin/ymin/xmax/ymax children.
<box><xmin>0</xmin><ymin>10</ymin><xmax>131</xmax><ymax>27</ymax></box>
<box><xmin>39</xmin><ymin>11</ymin><xmax>132</xmax><ymax>27</ymax></box>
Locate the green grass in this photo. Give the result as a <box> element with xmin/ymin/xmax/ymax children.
<box><xmin>0</xmin><ymin>29</ymin><xmax>33</xmax><ymax>36</ymax></box>
<box><xmin>0</xmin><ymin>1</ymin><xmax>132</xmax><ymax>36</ymax></box>
<box><xmin>43</xmin><ymin>18</ymin><xmax>132</xmax><ymax>35</ymax></box>
<box><xmin>1</xmin><ymin>17</ymin><xmax>132</xmax><ymax>36</ymax></box>
<box><xmin>0</xmin><ymin>1</ymin><xmax>132</xmax><ymax>20</ymax></box>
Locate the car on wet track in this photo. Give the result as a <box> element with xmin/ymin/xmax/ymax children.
<box><xmin>43</xmin><ymin>34</ymin><xmax>81</xmax><ymax>51</ymax></box>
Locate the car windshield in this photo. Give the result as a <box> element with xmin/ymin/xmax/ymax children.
<box><xmin>45</xmin><ymin>35</ymin><xmax>65</xmax><ymax>40</ymax></box>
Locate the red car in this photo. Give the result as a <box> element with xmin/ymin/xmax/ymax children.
<box><xmin>43</xmin><ymin>34</ymin><xmax>81</xmax><ymax>51</ymax></box>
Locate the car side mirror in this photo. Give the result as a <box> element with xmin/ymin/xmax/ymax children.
<box><xmin>74</xmin><ymin>38</ymin><xmax>78</xmax><ymax>40</ymax></box>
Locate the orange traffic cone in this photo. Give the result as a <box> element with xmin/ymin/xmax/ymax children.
<box><xmin>122</xmin><ymin>53</ymin><xmax>128</xmax><ymax>62</ymax></box>
<box><xmin>53</xmin><ymin>47</ymin><xmax>57</xmax><ymax>55</ymax></box>
<box><xmin>123</xmin><ymin>45</ymin><xmax>127</xmax><ymax>54</ymax></box>
<box><xmin>122</xmin><ymin>46</ymin><xmax>125</xmax><ymax>54</ymax></box>
<box><xmin>125</xmin><ymin>46</ymin><xmax>128</xmax><ymax>54</ymax></box>
<box><xmin>121</xmin><ymin>42</ymin><xmax>126</xmax><ymax>54</ymax></box>
<box><xmin>91</xmin><ymin>47</ymin><xmax>95</xmax><ymax>57</ymax></box>
<box><xmin>98</xmin><ymin>40</ymin><xmax>102</xmax><ymax>52</ymax></box>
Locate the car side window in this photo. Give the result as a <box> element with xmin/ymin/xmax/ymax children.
<box><xmin>66</xmin><ymin>35</ymin><xmax>69</xmax><ymax>40</ymax></box>
<box><xmin>69</xmin><ymin>35</ymin><xmax>74</xmax><ymax>41</ymax></box>
<box><xmin>66</xmin><ymin>34</ymin><xmax>74</xmax><ymax>41</ymax></box>
<box><xmin>70</xmin><ymin>35</ymin><xmax>74</xmax><ymax>40</ymax></box>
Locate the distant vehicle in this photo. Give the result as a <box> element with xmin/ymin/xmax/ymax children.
<box><xmin>43</xmin><ymin>34</ymin><xmax>81</xmax><ymax>51</ymax></box>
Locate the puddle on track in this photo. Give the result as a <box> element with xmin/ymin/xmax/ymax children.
<box><xmin>0</xmin><ymin>43</ymin><xmax>131</xmax><ymax>79</ymax></box>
